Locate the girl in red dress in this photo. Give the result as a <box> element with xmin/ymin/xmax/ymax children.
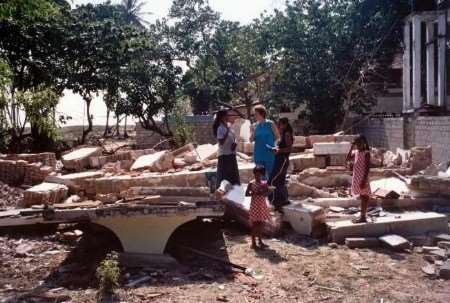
<box><xmin>346</xmin><ymin>135</ymin><xmax>371</xmax><ymax>223</ymax></box>
<box><xmin>246</xmin><ymin>165</ymin><xmax>271</xmax><ymax>249</ymax></box>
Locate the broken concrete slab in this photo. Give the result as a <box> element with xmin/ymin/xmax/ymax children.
<box><xmin>327</xmin><ymin>212</ymin><xmax>449</xmax><ymax>244</ymax></box>
<box><xmin>422</xmin><ymin>264</ymin><xmax>437</xmax><ymax>276</ymax></box>
<box><xmin>373</xmin><ymin>188</ymin><xmax>400</xmax><ymax>199</ymax></box>
<box><xmin>171</xmin><ymin>143</ymin><xmax>195</xmax><ymax>158</ymax></box>
<box><xmin>410</xmin><ymin>146</ymin><xmax>432</xmax><ymax>173</ymax></box>
<box><xmin>287</xmin><ymin>181</ymin><xmax>337</xmax><ymax>198</ymax></box>
<box><xmin>434</xmin><ymin>234</ymin><xmax>450</xmax><ymax>243</ymax></box>
<box><xmin>370</xmin><ymin>178</ymin><xmax>409</xmax><ymax>197</ymax></box>
<box><xmin>131</xmin><ymin>151</ymin><xmax>174</xmax><ymax>172</ymax></box>
<box><xmin>438</xmin><ymin>242</ymin><xmax>450</xmax><ymax>250</ymax></box>
<box><xmin>62</xmin><ymin>147</ymin><xmax>102</xmax><ymax>171</ymax></box>
<box><xmin>313</xmin><ymin>142</ymin><xmax>351</xmax><ymax>156</ymax></box>
<box><xmin>194</xmin><ymin>144</ymin><xmax>218</xmax><ymax>161</ymax></box>
<box><xmin>409</xmin><ymin>175</ymin><xmax>450</xmax><ymax>196</ymax></box>
<box><xmin>345</xmin><ymin>237</ymin><xmax>380</xmax><ymax>249</ymax></box>
<box><xmin>296</xmin><ymin>168</ymin><xmax>351</xmax><ymax>188</ymax></box>
<box><xmin>21</xmin><ymin>182</ymin><xmax>68</xmax><ymax>207</ymax></box>
<box><xmin>429</xmin><ymin>249</ymin><xmax>447</xmax><ymax>260</ymax></box>
<box><xmin>283</xmin><ymin>203</ymin><xmax>325</xmax><ymax>236</ymax></box>
<box><xmin>379</xmin><ymin>234</ymin><xmax>411</xmax><ymax>250</ymax></box>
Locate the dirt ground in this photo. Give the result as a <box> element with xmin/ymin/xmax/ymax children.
<box><xmin>1</xmin><ymin>220</ymin><xmax>449</xmax><ymax>303</ymax></box>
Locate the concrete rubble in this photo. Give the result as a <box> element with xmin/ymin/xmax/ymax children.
<box><xmin>61</xmin><ymin>147</ymin><xmax>102</xmax><ymax>171</ymax></box>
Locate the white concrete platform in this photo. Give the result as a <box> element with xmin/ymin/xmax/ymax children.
<box><xmin>327</xmin><ymin>211</ymin><xmax>449</xmax><ymax>244</ymax></box>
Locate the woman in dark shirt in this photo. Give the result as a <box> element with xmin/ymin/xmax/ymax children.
<box><xmin>268</xmin><ymin>118</ymin><xmax>293</xmax><ymax>212</ymax></box>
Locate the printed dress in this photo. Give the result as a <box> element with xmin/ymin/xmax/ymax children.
<box><xmin>351</xmin><ymin>150</ymin><xmax>371</xmax><ymax>196</ymax></box>
<box><xmin>249</xmin><ymin>182</ymin><xmax>271</xmax><ymax>223</ymax></box>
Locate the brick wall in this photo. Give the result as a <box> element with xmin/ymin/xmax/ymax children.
<box><xmin>136</xmin><ymin>115</ymin><xmax>215</xmax><ymax>149</ymax></box>
<box><xmin>355</xmin><ymin>117</ymin><xmax>405</xmax><ymax>150</ymax></box>
<box><xmin>356</xmin><ymin>115</ymin><xmax>450</xmax><ymax>164</ymax></box>
<box><xmin>414</xmin><ymin>116</ymin><xmax>450</xmax><ymax>164</ymax></box>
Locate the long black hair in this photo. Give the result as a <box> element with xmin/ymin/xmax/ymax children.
<box><xmin>279</xmin><ymin>117</ymin><xmax>293</xmax><ymax>142</ymax></box>
<box><xmin>213</xmin><ymin>109</ymin><xmax>228</xmax><ymax>137</ymax></box>
<box><xmin>354</xmin><ymin>134</ymin><xmax>370</xmax><ymax>151</ymax></box>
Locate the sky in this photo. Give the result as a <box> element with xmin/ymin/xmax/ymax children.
<box><xmin>58</xmin><ymin>0</ymin><xmax>286</xmax><ymax>126</ymax></box>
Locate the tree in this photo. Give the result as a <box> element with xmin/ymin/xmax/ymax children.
<box><xmin>120</xmin><ymin>0</ymin><xmax>150</xmax><ymax>27</ymax></box>
<box><xmin>260</xmin><ymin>0</ymin><xmax>410</xmax><ymax>133</ymax></box>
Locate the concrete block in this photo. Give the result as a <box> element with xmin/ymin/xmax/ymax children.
<box><xmin>171</xmin><ymin>143</ymin><xmax>194</xmax><ymax>158</ymax></box>
<box><xmin>22</xmin><ymin>182</ymin><xmax>68</xmax><ymax>207</ymax></box>
<box><xmin>313</xmin><ymin>142</ymin><xmax>351</xmax><ymax>156</ymax></box>
<box><xmin>345</xmin><ymin>237</ymin><xmax>380</xmax><ymax>249</ymax></box>
<box><xmin>289</xmin><ymin>154</ymin><xmax>326</xmax><ymax>171</ymax></box>
<box><xmin>327</xmin><ymin>212</ymin><xmax>449</xmax><ymax>244</ymax></box>
<box><xmin>62</xmin><ymin>147</ymin><xmax>102</xmax><ymax>171</ymax></box>
<box><xmin>131</xmin><ymin>151</ymin><xmax>174</xmax><ymax>172</ymax></box>
<box><xmin>379</xmin><ymin>234</ymin><xmax>411</xmax><ymax>250</ymax></box>
<box><xmin>283</xmin><ymin>203</ymin><xmax>325</xmax><ymax>236</ymax></box>
<box><xmin>308</xmin><ymin>135</ymin><xmax>335</xmax><ymax>145</ymax></box>
<box><xmin>195</xmin><ymin>144</ymin><xmax>218</xmax><ymax>161</ymax></box>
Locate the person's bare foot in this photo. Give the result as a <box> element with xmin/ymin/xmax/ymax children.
<box><xmin>352</xmin><ymin>217</ymin><xmax>367</xmax><ymax>224</ymax></box>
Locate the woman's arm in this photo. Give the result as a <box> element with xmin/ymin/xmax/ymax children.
<box><xmin>217</xmin><ymin>125</ymin><xmax>230</xmax><ymax>145</ymax></box>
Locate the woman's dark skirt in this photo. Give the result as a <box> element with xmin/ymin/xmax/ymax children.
<box><xmin>268</xmin><ymin>154</ymin><xmax>290</xmax><ymax>210</ymax></box>
<box><xmin>216</xmin><ymin>154</ymin><xmax>241</xmax><ymax>188</ymax></box>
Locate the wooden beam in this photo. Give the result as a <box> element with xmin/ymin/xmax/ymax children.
<box><xmin>437</xmin><ymin>12</ymin><xmax>447</xmax><ymax>108</ymax></box>
<box><xmin>426</xmin><ymin>22</ymin><xmax>436</xmax><ymax>105</ymax></box>
<box><xmin>412</xmin><ymin>16</ymin><xmax>422</xmax><ymax>109</ymax></box>
<box><xmin>403</xmin><ymin>22</ymin><xmax>411</xmax><ymax>112</ymax></box>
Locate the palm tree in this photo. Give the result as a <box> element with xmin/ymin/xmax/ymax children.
<box><xmin>120</xmin><ymin>0</ymin><xmax>151</xmax><ymax>28</ymax></box>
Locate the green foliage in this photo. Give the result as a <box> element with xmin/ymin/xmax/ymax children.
<box><xmin>96</xmin><ymin>251</ymin><xmax>121</xmax><ymax>296</ymax></box>
<box><xmin>171</xmin><ymin>99</ymin><xmax>194</xmax><ymax>147</ymax></box>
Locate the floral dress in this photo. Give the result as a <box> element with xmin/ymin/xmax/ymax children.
<box><xmin>351</xmin><ymin>150</ymin><xmax>371</xmax><ymax>196</ymax></box>
<box><xmin>249</xmin><ymin>182</ymin><xmax>271</xmax><ymax>223</ymax></box>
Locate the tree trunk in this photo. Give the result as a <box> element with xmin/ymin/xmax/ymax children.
<box><xmin>123</xmin><ymin>115</ymin><xmax>128</xmax><ymax>138</ymax></box>
<box><xmin>115</xmin><ymin>114</ymin><xmax>120</xmax><ymax>137</ymax></box>
<box><xmin>81</xmin><ymin>97</ymin><xmax>93</xmax><ymax>144</ymax></box>
<box><xmin>103</xmin><ymin>108</ymin><xmax>110</xmax><ymax>138</ymax></box>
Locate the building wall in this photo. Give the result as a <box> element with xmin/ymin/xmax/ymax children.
<box><xmin>354</xmin><ymin>117</ymin><xmax>405</xmax><ymax>150</ymax></box>
<box><xmin>136</xmin><ymin>115</ymin><xmax>215</xmax><ymax>149</ymax></box>
<box><xmin>355</xmin><ymin>116</ymin><xmax>450</xmax><ymax>164</ymax></box>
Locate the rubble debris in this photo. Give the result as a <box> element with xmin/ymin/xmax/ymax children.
<box><xmin>370</xmin><ymin>147</ymin><xmax>385</xmax><ymax>167</ymax></box>
<box><xmin>0</xmin><ymin>159</ymin><xmax>55</xmax><ymax>186</ymax></box>
<box><xmin>383</xmin><ymin>150</ymin><xmax>402</xmax><ymax>168</ymax></box>
<box><xmin>89</xmin><ymin>150</ymin><xmax>133</xmax><ymax>168</ymax></box>
<box><xmin>171</xmin><ymin>143</ymin><xmax>195</xmax><ymax>158</ymax></box>
<box><xmin>370</xmin><ymin>177</ymin><xmax>409</xmax><ymax>197</ymax></box>
<box><xmin>308</xmin><ymin>135</ymin><xmax>335</xmax><ymax>145</ymax></box>
<box><xmin>435</xmin><ymin>234</ymin><xmax>450</xmax><ymax>243</ymax></box>
<box><xmin>0</xmin><ymin>181</ymin><xmax>24</xmax><ymax>209</ymax></box>
<box><xmin>345</xmin><ymin>237</ymin><xmax>380</xmax><ymax>249</ymax></box>
<box><xmin>21</xmin><ymin>182</ymin><xmax>68</xmax><ymax>207</ymax></box>
<box><xmin>409</xmin><ymin>175</ymin><xmax>450</xmax><ymax>196</ymax></box>
<box><xmin>61</xmin><ymin>147</ymin><xmax>102</xmax><ymax>171</ymax></box>
<box><xmin>96</xmin><ymin>193</ymin><xmax>119</xmax><ymax>204</ymax></box>
<box><xmin>131</xmin><ymin>150</ymin><xmax>174</xmax><ymax>172</ymax></box>
<box><xmin>126</xmin><ymin>276</ymin><xmax>152</xmax><ymax>288</ymax></box>
<box><xmin>429</xmin><ymin>249</ymin><xmax>447</xmax><ymax>260</ymax></box>
<box><xmin>283</xmin><ymin>203</ymin><xmax>325</xmax><ymax>236</ymax></box>
<box><xmin>288</xmin><ymin>180</ymin><xmax>337</xmax><ymax>198</ymax></box>
<box><xmin>410</xmin><ymin>146</ymin><xmax>432</xmax><ymax>173</ymax></box>
<box><xmin>379</xmin><ymin>234</ymin><xmax>411</xmax><ymax>251</ymax></box>
<box><xmin>373</xmin><ymin>188</ymin><xmax>400</xmax><ymax>199</ymax></box>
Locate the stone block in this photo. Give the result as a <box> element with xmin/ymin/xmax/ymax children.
<box><xmin>379</xmin><ymin>234</ymin><xmax>411</xmax><ymax>250</ymax></box>
<box><xmin>345</xmin><ymin>237</ymin><xmax>380</xmax><ymax>249</ymax></box>
<box><xmin>131</xmin><ymin>151</ymin><xmax>174</xmax><ymax>172</ymax></box>
<box><xmin>289</xmin><ymin>154</ymin><xmax>326</xmax><ymax>171</ymax></box>
<box><xmin>22</xmin><ymin>182</ymin><xmax>68</xmax><ymax>207</ymax></box>
<box><xmin>282</xmin><ymin>203</ymin><xmax>325</xmax><ymax>236</ymax></box>
<box><xmin>62</xmin><ymin>147</ymin><xmax>102</xmax><ymax>171</ymax></box>
<box><xmin>313</xmin><ymin>142</ymin><xmax>351</xmax><ymax>156</ymax></box>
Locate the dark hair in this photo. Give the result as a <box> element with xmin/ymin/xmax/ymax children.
<box><xmin>354</xmin><ymin>135</ymin><xmax>370</xmax><ymax>151</ymax></box>
<box><xmin>254</xmin><ymin>105</ymin><xmax>267</xmax><ymax>118</ymax></box>
<box><xmin>253</xmin><ymin>165</ymin><xmax>265</xmax><ymax>176</ymax></box>
<box><xmin>278</xmin><ymin>117</ymin><xmax>293</xmax><ymax>136</ymax></box>
<box><xmin>213</xmin><ymin>109</ymin><xmax>228</xmax><ymax>137</ymax></box>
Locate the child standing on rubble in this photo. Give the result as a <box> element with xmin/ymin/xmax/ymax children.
<box><xmin>346</xmin><ymin>135</ymin><xmax>371</xmax><ymax>223</ymax></box>
<box><xmin>246</xmin><ymin>165</ymin><xmax>271</xmax><ymax>250</ymax></box>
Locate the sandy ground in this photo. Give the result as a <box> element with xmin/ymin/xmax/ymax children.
<box><xmin>1</xmin><ymin>220</ymin><xmax>450</xmax><ymax>303</ymax></box>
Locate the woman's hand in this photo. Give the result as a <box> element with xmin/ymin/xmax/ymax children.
<box><xmin>272</xmin><ymin>147</ymin><xmax>280</xmax><ymax>154</ymax></box>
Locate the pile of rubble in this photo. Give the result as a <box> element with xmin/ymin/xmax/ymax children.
<box><xmin>0</xmin><ymin>181</ymin><xmax>23</xmax><ymax>210</ymax></box>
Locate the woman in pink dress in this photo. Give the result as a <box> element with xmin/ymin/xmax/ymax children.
<box><xmin>246</xmin><ymin>165</ymin><xmax>271</xmax><ymax>249</ymax></box>
<box><xmin>346</xmin><ymin>135</ymin><xmax>371</xmax><ymax>223</ymax></box>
